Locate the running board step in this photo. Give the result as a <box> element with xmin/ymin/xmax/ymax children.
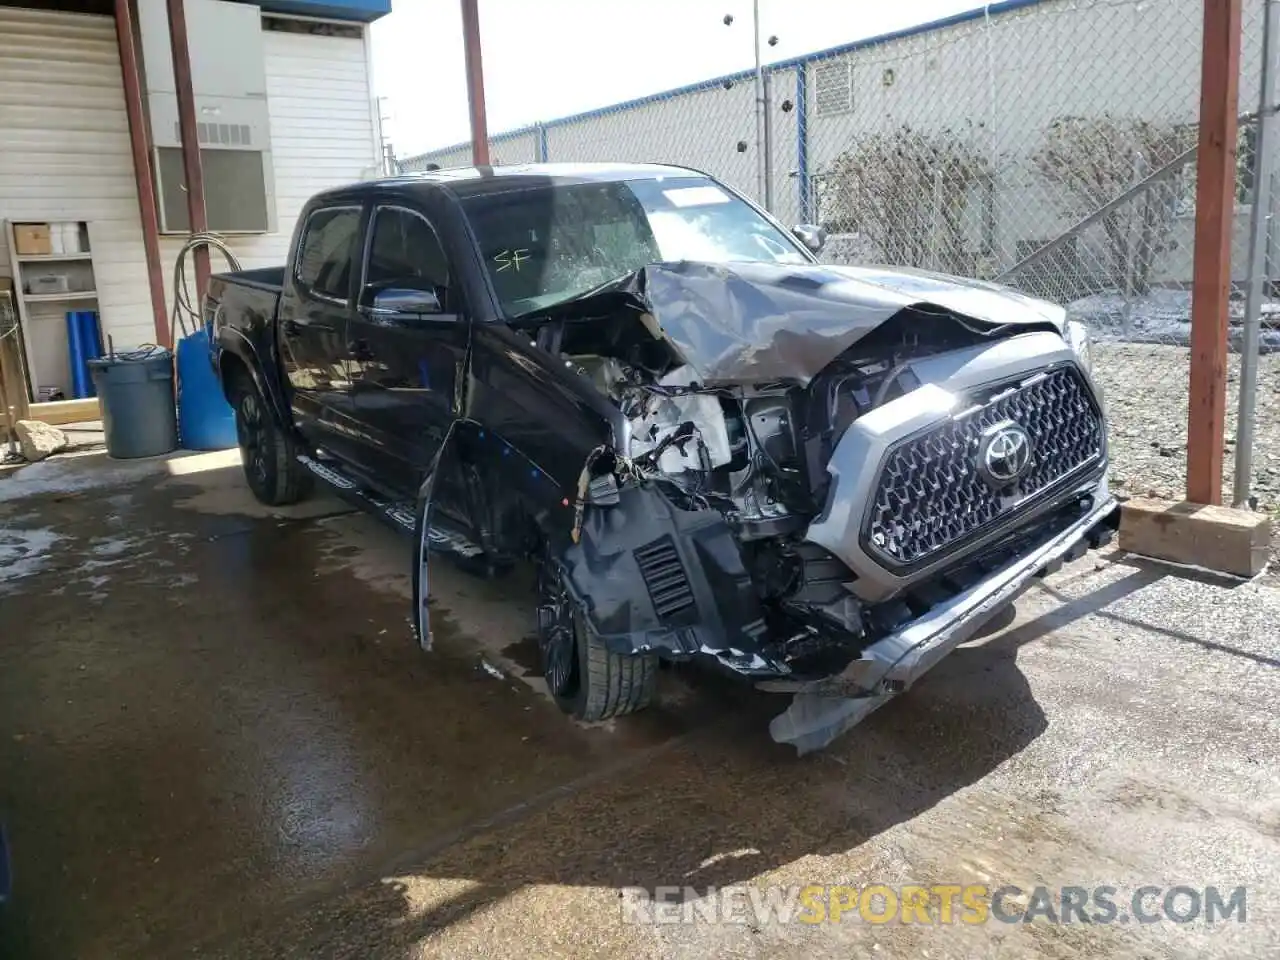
<box><xmin>297</xmin><ymin>455</ymin><xmax>484</xmax><ymax>558</ymax></box>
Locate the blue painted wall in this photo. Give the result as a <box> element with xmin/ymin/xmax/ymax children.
<box><xmin>232</xmin><ymin>0</ymin><xmax>390</xmax><ymax>23</ymax></box>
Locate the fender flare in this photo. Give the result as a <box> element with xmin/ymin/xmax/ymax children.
<box><xmin>215</xmin><ymin>328</ymin><xmax>291</xmax><ymax>430</ymax></box>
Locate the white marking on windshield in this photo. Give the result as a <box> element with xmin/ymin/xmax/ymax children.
<box><xmin>662</xmin><ymin>186</ymin><xmax>731</xmax><ymax>207</ymax></box>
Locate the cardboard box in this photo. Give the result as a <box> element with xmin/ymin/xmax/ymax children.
<box><xmin>12</xmin><ymin>223</ymin><xmax>52</xmax><ymax>256</ymax></box>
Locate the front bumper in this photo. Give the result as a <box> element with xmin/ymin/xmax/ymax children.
<box><xmin>766</xmin><ymin>490</ymin><xmax>1119</xmax><ymax>753</ymax></box>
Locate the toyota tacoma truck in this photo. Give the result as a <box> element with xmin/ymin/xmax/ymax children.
<box><xmin>208</xmin><ymin>162</ymin><xmax>1117</xmax><ymax>753</ymax></box>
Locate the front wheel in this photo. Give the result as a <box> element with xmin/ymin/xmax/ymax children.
<box><xmin>536</xmin><ymin>553</ymin><xmax>656</xmax><ymax>722</ymax></box>
<box><xmin>230</xmin><ymin>373</ymin><xmax>312</xmax><ymax>506</ymax></box>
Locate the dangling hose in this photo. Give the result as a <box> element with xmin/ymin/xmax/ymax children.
<box><xmin>170</xmin><ymin>233</ymin><xmax>242</xmax><ymax>348</ymax></box>
<box><xmin>167</xmin><ymin>233</ymin><xmax>242</xmax><ymax>402</ymax></box>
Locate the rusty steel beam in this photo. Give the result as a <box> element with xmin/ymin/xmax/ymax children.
<box><xmin>1186</xmin><ymin>0</ymin><xmax>1243</xmax><ymax>505</ymax></box>
<box><xmin>165</xmin><ymin>0</ymin><xmax>210</xmax><ymax>303</ymax></box>
<box><xmin>459</xmin><ymin>0</ymin><xmax>490</xmax><ymax>166</ymax></box>
<box><xmin>115</xmin><ymin>0</ymin><xmax>169</xmax><ymax>347</ymax></box>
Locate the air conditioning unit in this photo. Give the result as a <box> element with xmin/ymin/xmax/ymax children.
<box><xmin>137</xmin><ymin>0</ymin><xmax>276</xmax><ymax>234</ymax></box>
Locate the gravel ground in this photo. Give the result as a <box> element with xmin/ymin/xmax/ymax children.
<box><xmin>1092</xmin><ymin>342</ymin><xmax>1280</xmax><ymax>521</ymax></box>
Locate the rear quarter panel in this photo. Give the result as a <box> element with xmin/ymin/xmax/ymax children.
<box><xmin>208</xmin><ymin>272</ymin><xmax>289</xmax><ymax>424</ymax></box>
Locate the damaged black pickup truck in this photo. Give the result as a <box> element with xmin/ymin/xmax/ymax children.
<box><xmin>208</xmin><ymin>162</ymin><xmax>1117</xmax><ymax>753</ymax></box>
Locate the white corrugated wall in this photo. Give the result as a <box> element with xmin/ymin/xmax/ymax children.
<box><xmin>0</xmin><ymin>7</ymin><xmax>155</xmax><ymax>378</ymax></box>
<box><xmin>0</xmin><ymin>5</ymin><xmax>379</xmax><ymax>373</ymax></box>
<box><xmin>158</xmin><ymin>24</ymin><xmax>380</xmax><ymax>310</ymax></box>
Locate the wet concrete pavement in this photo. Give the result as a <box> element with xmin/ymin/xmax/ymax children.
<box><xmin>1</xmin><ymin>451</ymin><xmax>1277</xmax><ymax>959</ymax></box>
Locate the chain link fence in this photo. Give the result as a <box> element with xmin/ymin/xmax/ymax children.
<box><xmin>401</xmin><ymin>0</ymin><xmax>1277</xmax><ymax>515</ymax></box>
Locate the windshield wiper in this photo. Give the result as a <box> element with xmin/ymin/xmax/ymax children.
<box><xmin>509</xmin><ymin>269</ymin><xmax>643</xmax><ymax>321</ymax></box>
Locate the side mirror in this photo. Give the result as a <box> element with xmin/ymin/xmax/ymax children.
<box><xmin>791</xmin><ymin>223</ymin><xmax>828</xmax><ymax>255</ymax></box>
<box><xmin>366</xmin><ymin>284</ymin><xmax>444</xmax><ymax>316</ymax></box>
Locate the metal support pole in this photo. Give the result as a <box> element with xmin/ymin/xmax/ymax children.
<box><xmin>762</xmin><ymin>70</ymin><xmax>774</xmax><ymax>213</ymax></box>
<box><xmin>115</xmin><ymin>0</ymin><xmax>169</xmax><ymax>347</ymax></box>
<box><xmin>1234</xmin><ymin>0</ymin><xmax>1278</xmax><ymax>506</ymax></box>
<box><xmin>1121</xmin><ymin>152</ymin><xmax>1146</xmax><ymax>338</ymax></box>
<box><xmin>752</xmin><ymin>0</ymin><xmax>774</xmax><ymax>212</ymax></box>
<box><xmin>1187</xmin><ymin>0</ymin><xmax>1243</xmax><ymax>505</ymax></box>
<box><xmin>165</xmin><ymin>0</ymin><xmax>210</xmax><ymax>306</ymax></box>
<box><xmin>460</xmin><ymin>0</ymin><xmax>490</xmax><ymax>167</ymax></box>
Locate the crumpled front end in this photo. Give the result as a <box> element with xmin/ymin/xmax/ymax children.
<box><xmin>531</xmin><ymin>259</ymin><xmax>1115</xmax><ymax>750</ymax></box>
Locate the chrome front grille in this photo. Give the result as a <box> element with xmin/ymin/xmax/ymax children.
<box><xmin>863</xmin><ymin>365</ymin><xmax>1104</xmax><ymax>568</ymax></box>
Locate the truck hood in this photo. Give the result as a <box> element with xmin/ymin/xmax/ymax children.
<box><xmin>567</xmin><ymin>260</ymin><xmax>1067</xmax><ymax>386</ymax></box>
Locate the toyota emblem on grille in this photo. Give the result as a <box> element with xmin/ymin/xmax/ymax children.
<box><xmin>978</xmin><ymin>421</ymin><xmax>1033</xmax><ymax>486</ymax></box>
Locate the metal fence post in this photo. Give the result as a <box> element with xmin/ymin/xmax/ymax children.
<box><xmin>1234</xmin><ymin>0</ymin><xmax>1279</xmax><ymax>507</ymax></box>
<box><xmin>796</xmin><ymin>62</ymin><xmax>810</xmax><ymax>223</ymax></box>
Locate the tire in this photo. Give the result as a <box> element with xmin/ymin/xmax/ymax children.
<box><xmin>567</xmin><ymin>608</ymin><xmax>657</xmax><ymax>722</ymax></box>
<box><xmin>230</xmin><ymin>372</ymin><xmax>313</xmax><ymax>506</ymax></box>
<box><xmin>536</xmin><ymin>553</ymin><xmax>656</xmax><ymax>722</ymax></box>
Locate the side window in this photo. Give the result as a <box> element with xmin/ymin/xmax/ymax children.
<box><xmin>365</xmin><ymin>207</ymin><xmax>451</xmax><ymax>300</ymax></box>
<box><xmin>296</xmin><ymin>206</ymin><xmax>361</xmax><ymax>301</ymax></box>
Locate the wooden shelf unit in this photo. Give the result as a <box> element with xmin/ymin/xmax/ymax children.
<box><xmin>5</xmin><ymin>219</ymin><xmax>100</xmax><ymax>402</ymax></box>
<box><xmin>16</xmin><ymin>252</ymin><xmax>94</xmax><ymax>263</ymax></box>
<box><xmin>22</xmin><ymin>291</ymin><xmax>100</xmax><ymax>304</ymax></box>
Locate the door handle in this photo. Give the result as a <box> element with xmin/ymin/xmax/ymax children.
<box><xmin>282</xmin><ymin>318</ymin><xmax>303</xmax><ymax>336</ymax></box>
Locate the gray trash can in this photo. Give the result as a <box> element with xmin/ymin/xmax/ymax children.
<box><xmin>88</xmin><ymin>349</ymin><xmax>179</xmax><ymax>459</ymax></box>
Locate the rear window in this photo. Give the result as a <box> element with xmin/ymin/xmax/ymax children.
<box><xmin>296</xmin><ymin>206</ymin><xmax>361</xmax><ymax>301</ymax></box>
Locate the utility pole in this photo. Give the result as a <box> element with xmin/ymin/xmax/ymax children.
<box><xmin>377</xmin><ymin>96</ymin><xmax>397</xmax><ymax>175</ymax></box>
<box><xmin>728</xmin><ymin>5</ymin><xmax>775</xmax><ymax>211</ymax></box>
<box><xmin>753</xmin><ymin>0</ymin><xmax>774</xmax><ymax>211</ymax></box>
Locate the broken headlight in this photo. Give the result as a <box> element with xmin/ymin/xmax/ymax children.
<box><xmin>1064</xmin><ymin>319</ymin><xmax>1092</xmax><ymax>373</ymax></box>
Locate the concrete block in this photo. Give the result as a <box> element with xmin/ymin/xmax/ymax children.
<box><xmin>1118</xmin><ymin>497</ymin><xmax>1272</xmax><ymax>578</ymax></box>
<box><xmin>15</xmin><ymin>420</ymin><xmax>67</xmax><ymax>462</ymax></box>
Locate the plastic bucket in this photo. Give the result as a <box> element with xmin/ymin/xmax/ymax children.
<box><xmin>177</xmin><ymin>328</ymin><xmax>237</xmax><ymax>450</ymax></box>
<box><xmin>88</xmin><ymin>349</ymin><xmax>179</xmax><ymax>460</ymax></box>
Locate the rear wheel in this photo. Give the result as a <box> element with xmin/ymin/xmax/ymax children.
<box><xmin>536</xmin><ymin>551</ymin><xmax>656</xmax><ymax>721</ymax></box>
<box><xmin>231</xmin><ymin>373</ymin><xmax>312</xmax><ymax>506</ymax></box>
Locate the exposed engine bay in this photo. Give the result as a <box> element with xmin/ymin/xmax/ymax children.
<box><xmin>563</xmin><ymin>304</ymin><xmax>1011</xmax><ymax>531</ymax></box>
<box><xmin>515</xmin><ymin>261</ymin><xmax>1115</xmax><ymax>751</ymax></box>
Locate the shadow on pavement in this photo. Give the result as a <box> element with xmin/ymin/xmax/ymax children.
<box><xmin>1027</xmin><ymin>557</ymin><xmax>1280</xmax><ymax>668</ymax></box>
<box><xmin>211</xmin><ymin>575</ymin><xmax>1121</xmax><ymax>956</ymax></box>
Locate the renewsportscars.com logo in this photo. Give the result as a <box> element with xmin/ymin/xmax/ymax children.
<box><xmin>619</xmin><ymin>884</ymin><xmax>1248</xmax><ymax>926</ymax></box>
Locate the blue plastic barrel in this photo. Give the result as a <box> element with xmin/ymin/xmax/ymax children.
<box><xmin>75</xmin><ymin>311</ymin><xmax>103</xmax><ymax>397</ymax></box>
<box><xmin>177</xmin><ymin>328</ymin><xmax>237</xmax><ymax>450</ymax></box>
<box><xmin>66</xmin><ymin>311</ymin><xmax>89</xmax><ymax>398</ymax></box>
<box><xmin>79</xmin><ymin>311</ymin><xmax>103</xmax><ymax>358</ymax></box>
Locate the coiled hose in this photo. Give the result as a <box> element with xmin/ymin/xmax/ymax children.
<box><xmin>170</xmin><ymin>232</ymin><xmax>242</xmax><ymax>347</ymax></box>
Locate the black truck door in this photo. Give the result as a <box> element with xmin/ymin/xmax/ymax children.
<box><xmin>278</xmin><ymin>204</ymin><xmax>364</xmax><ymax>454</ymax></box>
<box><xmin>347</xmin><ymin>203</ymin><xmax>469</xmax><ymax>497</ymax></box>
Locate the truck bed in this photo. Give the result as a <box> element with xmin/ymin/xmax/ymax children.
<box><xmin>208</xmin><ymin>267</ymin><xmax>283</xmax><ymax>356</ymax></box>
<box><xmin>212</xmin><ymin>266</ymin><xmax>285</xmax><ymax>293</ymax></box>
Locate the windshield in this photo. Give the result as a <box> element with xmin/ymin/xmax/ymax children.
<box><xmin>461</xmin><ymin>176</ymin><xmax>810</xmax><ymax>316</ymax></box>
